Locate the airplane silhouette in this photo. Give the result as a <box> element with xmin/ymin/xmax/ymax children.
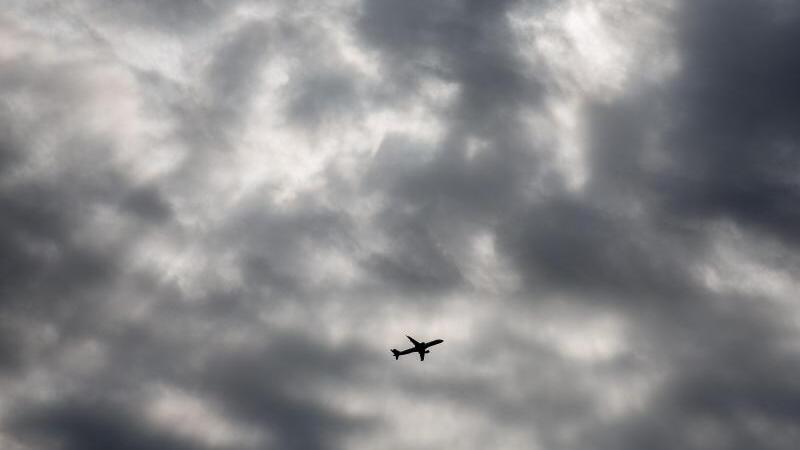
<box><xmin>391</xmin><ymin>336</ymin><xmax>444</xmax><ymax>361</ymax></box>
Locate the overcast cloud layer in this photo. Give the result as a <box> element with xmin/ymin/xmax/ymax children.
<box><xmin>2</xmin><ymin>1</ymin><xmax>800</xmax><ymax>449</ymax></box>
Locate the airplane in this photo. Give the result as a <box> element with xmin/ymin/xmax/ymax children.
<box><xmin>391</xmin><ymin>336</ymin><xmax>444</xmax><ymax>361</ymax></box>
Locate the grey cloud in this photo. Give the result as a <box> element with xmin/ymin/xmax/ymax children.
<box><xmin>10</xmin><ymin>400</ymin><xmax>201</xmax><ymax>450</ymax></box>
<box><xmin>200</xmin><ymin>332</ymin><xmax>377</xmax><ymax>450</ymax></box>
<box><xmin>84</xmin><ymin>0</ymin><xmax>234</xmax><ymax>34</ymax></box>
<box><xmin>584</xmin><ymin>300</ymin><xmax>800</xmax><ymax>450</ymax></box>
<box><xmin>3</xmin><ymin>0</ymin><xmax>800</xmax><ymax>449</ymax></box>
<box><xmin>355</xmin><ymin>0</ymin><xmax>800</xmax><ymax>447</ymax></box>
<box><xmin>498</xmin><ymin>196</ymin><xmax>704</xmax><ymax>306</ymax></box>
<box><xmin>358</xmin><ymin>0</ymin><xmax>541</xmax><ymax>119</ymax></box>
<box><xmin>285</xmin><ymin>69</ymin><xmax>361</xmax><ymax>128</ymax></box>
<box><xmin>352</xmin><ymin>0</ymin><xmax>550</xmax><ymax>299</ymax></box>
<box><xmin>222</xmin><ymin>195</ymin><xmax>354</xmax><ymax>299</ymax></box>
<box><xmin>207</xmin><ymin>22</ymin><xmax>272</xmax><ymax>104</ymax></box>
<box><xmin>0</xmin><ymin>136</ymin><xmax>22</xmax><ymax>175</ymax></box>
<box><xmin>3</xmin><ymin>298</ymin><xmax>378</xmax><ymax>449</ymax></box>
<box><xmin>0</xmin><ymin>319</ymin><xmax>24</xmax><ymax>374</ymax></box>
<box><xmin>653</xmin><ymin>0</ymin><xmax>800</xmax><ymax>245</ymax></box>
<box><xmin>173</xmin><ymin>20</ymin><xmax>273</xmax><ymax>154</ymax></box>
<box><xmin>0</xmin><ymin>180</ymin><xmax>117</xmax><ymax>312</ymax></box>
<box><xmin>121</xmin><ymin>186</ymin><xmax>173</xmax><ymax>223</ymax></box>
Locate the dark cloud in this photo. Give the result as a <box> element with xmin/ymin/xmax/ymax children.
<box><xmin>654</xmin><ymin>0</ymin><xmax>800</xmax><ymax>245</ymax></box>
<box><xmin>122</xmin><ymin>186</ymin><xmax>172</xmax><ymax>222</ymax></box>
<box><xmin>0</xmin><ymin>320</ymin><xmax>24</xmax><ymax>374</ymax></box>
<box><xmin>10</xmin><ymin>400</ymin><xmax>200</xmax><ymax>450</ymax></box>
<box><xmin>200</xmin><ymin>332</ymin><xmax>377</xmax><ymax>450</ymax></box>
<box><xmin>499</xmin><ymin>197</ymin><xmax>702</xmax><ymax>305</ymax></box>
<box><xmin>285</xmin><ymin>69</ymin><xmax>360</xmax><ymax>128</ymax></box>
<box><xmin>358</xmin><ymin>0</ymin><xmax>541</xmax><ymax>120</ymax></box>
<box><xmin>355</xmin><ymin>0</ymin><xmax>547</xmax><ymax>297</ymax></box>
<box><xmin>584</xmin><ymin>299</ymin><xmax>800</xmax><ymax>450</ymax></box>
<box><xmin>87</xmin><ymin>0</ymin><xmax>234</xmax><ymax>34</ymax></box>
<box><xmin>221</xmin><ymin>195</ymin><xmax>355</xmax><ymax>300</ymax></box>
<box><xmin>0</xmin><ymin>181</ymin><xmax>117</xmax><ymax>312</ymax></box>
<box><xmin>171</xmin><ymin>20</ymin><xmax>273</xmax><ymax>154</ymax></box>
<box><xmin>2</xmin><ymin>0</ymin><xmax>800</xmax><ymax>448</ymax></box>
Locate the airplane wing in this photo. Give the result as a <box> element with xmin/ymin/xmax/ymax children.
<box><xmin>406</xmin><ymin>335</ymin><xmax>421</xmax><ymax>346</ymax></box>
<box><xmin>427</xmin><ymin>339</ymin><xmax>443</xmax><ymax>347</ymax></box>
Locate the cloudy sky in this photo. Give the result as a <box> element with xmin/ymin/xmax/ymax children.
<box><xmin>2</xmin><ymin>0</ymin><xmax>800</xmax><ymax>448</ymax></box>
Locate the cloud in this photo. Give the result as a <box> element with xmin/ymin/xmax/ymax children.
<box><xmin>652</xmin><ymin>0</ymin><xmax>800</xmax><ymax>247</ymax></box>
<box><xmin>1</xmin><ymin>0</ymin><xmax>800</xmax><ymax>449</ymax></box>
<box><xmin>11</xmin><ymin>399</ymin><xmax>202</xmax><ymax>450</ymax></box>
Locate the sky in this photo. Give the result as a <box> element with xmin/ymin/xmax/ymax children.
<box><xmin>1</xmin><ymin>0</ymin><xmax>800</xmax><ymax>449</ymax></box>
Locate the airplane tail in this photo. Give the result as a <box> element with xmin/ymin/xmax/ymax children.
<box><xmin>391</xmin><ymin>349</ymin><xmax>400</xmax><ymax>360</ymax></box>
